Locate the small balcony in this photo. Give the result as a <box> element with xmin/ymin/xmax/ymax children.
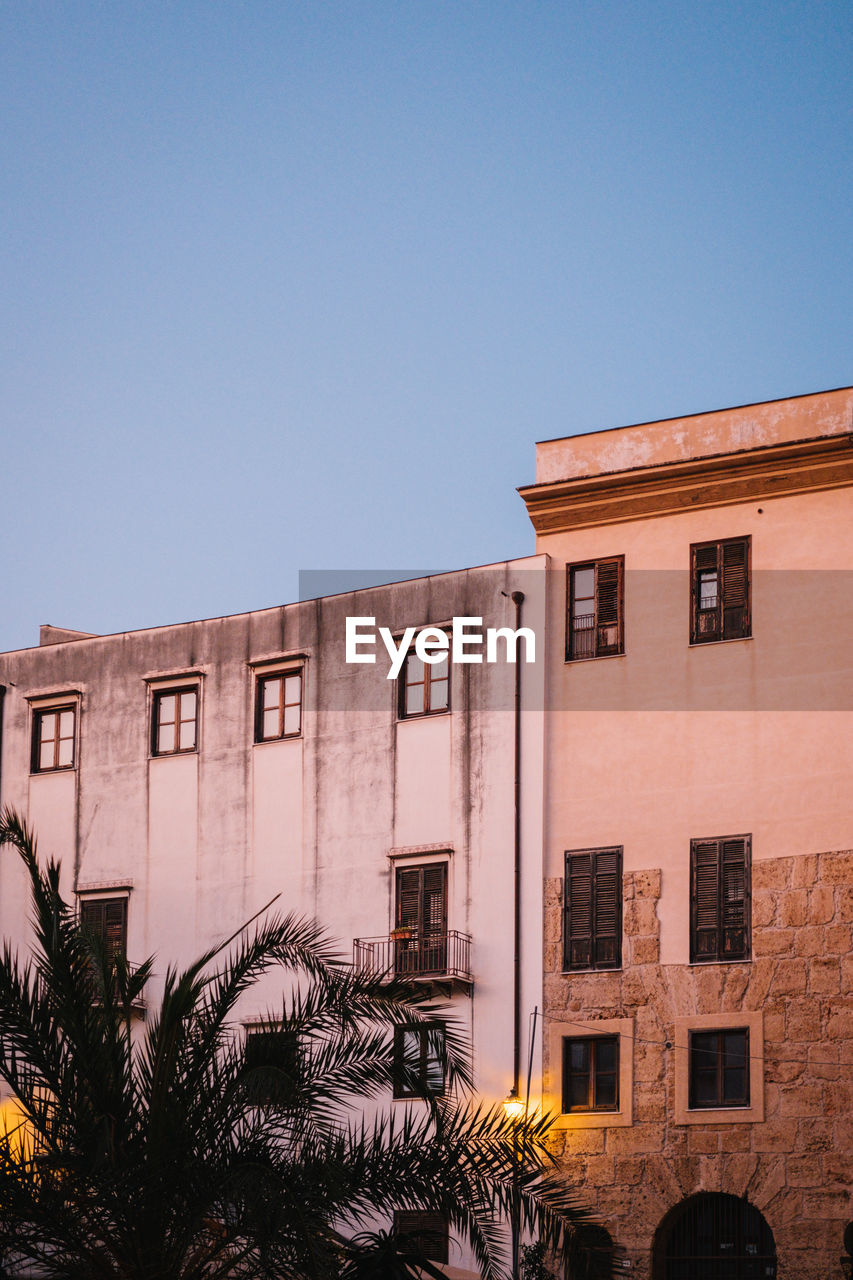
<box><xmin>353</xmin><ymin>930</ymin><xmax>473</xmax><ymax>994</ymax></box>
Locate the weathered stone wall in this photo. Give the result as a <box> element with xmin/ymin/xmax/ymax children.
<box><xmin>543</xmin><ymin>852</ymin><xmax>853</xmax><ymax>1279</ymax></box>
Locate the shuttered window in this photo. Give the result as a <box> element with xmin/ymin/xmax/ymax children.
<box><xmin>691</xmin><ymin>537</ymin><xmax>750</xmax><ymax>643</ymax></box>
<box><xmin>563</xmin><ymin>848</ymin><xmax>622</xmax><ymax>971</ymax></box>
<box><xmin>690</xmin><ymin>836</ymin><xmax>751</xmax><ymax>962</ymax></box>
<box><xmin>394</xmin><ymin>1212</ymin><xmax>449</xmax><ymax>1264</ymax></box>
<box><xmin>395</xmin><ymin>864</ymin><xmax>448</xmax><ymax>976</ymax></box>
<box><xmin>566</xmin><ymin>557</ymin><xmax>624</xmax><ymax>660</ymax></box>
<box><xmin>79</xmin><ymin>897</ymin><xmax>128</xmax><ymax>964</ymax></box>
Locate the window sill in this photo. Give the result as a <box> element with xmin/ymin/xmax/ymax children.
<box><xmin>561</xmin><ymin>966</ymin><xmax>623</xmax><ymax>975</ymax></box>
<box><xmin>564</xmin><ymin>653</ymin><xmax>626</xmax><ymax>665</ymax></box>
<box><xmin>688</xmin><ymin>636</ymin><xmax>753</xmax><ymax>648</ymax></box>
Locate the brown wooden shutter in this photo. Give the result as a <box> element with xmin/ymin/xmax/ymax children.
<box><xmin>595</xmin><ymin>559</ymin><xmax>622</xmax><ymax>655</ymax></box>
<box><xmin>721</xmin><ymin>837</ymin><xmax>749</xmax><ymax>958</ymax></box>
<box><xmin>593</xmin><ymin>849</ymin><xmax>621</xmax><ymax>967</ymax></box>
<box><xmin>691</xmin><ymin>840</ymin><xmax>720</xmax><ymax>960</ymax></box>
<box><xmin>721</xmin><ymin>538</ymin><xmax>750</xmax><ymax>639</ymax></box>
<box><xmin>564</xmin><ymin>849</ymin><xmax>621</xmax><ymax>970</ymax></box>
<box><xmin>691</xmin><ymin>836</ymin><xmax>750</xmax><ymax>961</ymax></box>
<box><xmin>80</xmin><ymin>898</ymin><xmax>127</xmax><ymax>964</ymax></box>
<box><xmin>565</xmin><ymin>853</ymin><xmax>593</xmax><ymax>969</ymax></box>
<box><xmin>396</xmin><ymin>869</ymin><xmax>422</xmax><ymax>931</ymax></box>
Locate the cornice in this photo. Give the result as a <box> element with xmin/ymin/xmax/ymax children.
<box><xmin>518</xmin><ymin>434</ymin><xmax>853</xmax><ymax>533</ymax></box>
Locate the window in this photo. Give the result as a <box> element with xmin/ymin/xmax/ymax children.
<box><xmin>690</xmin><ymin>835</ymin><xmax>750</xmax><ymax>962</ymax></box>
<box><xmin>399</xmin><ymin>648</ymin><xmax>449</xmax><ymax>718</ymax></box>
<box><xmin>79</xmin><ymin>897</ymin><xmax>127</xmax><ymax>964</ymax></box>
<box><xmin>566</xmin><ymin>557</ymin><xmax>624</xmax><ymax>661</ymax></box>
<box><xmin>393</xmin><ymin>1212</ymin><xmax>449</xmax><ymax>1264</ymax></box>
<box><xmin>151</xmin><ymin>687</ymin><xmax>198</xmax><ymax>756</ymax></box>
<box><xmin>244</xmin><ymin>1028</ymin><xmax>300</xmax><ymax>1103</ymax></box>
<box><xmin>32</xmin><ymin>705</ymin><xmax>76</xmax><ymax>772</ymax></box>
<box><xmin>562</xmin><ymin>1035</ymin><xmax>619</xmax><ymax>1112</ymax></box>
<box><xmin>395</xmin><ymin>864</ymin><xmax>448</xmax><ymax>976</ymax></box>
<box><xmin>689</xmin><ymin>1029</ymin><xmax>749</xmax><ymax>1109</ymax></box>
<box><xmin>255</xmin><ymin>671</ymin><xmax>302</xmax><ymax>742</ymax></box>
<box><xmin>690</xmin><ymin>536</ymin><xmax>750</xmax><ymax>643</ymax></box>
<box><xmin>393</xmin><ymin>1025</ymin><xmax>445</xmax><ymax>1098</ymax></box>
<box><xmin>563</xmin><ymin>847</ymin><xmax>622</xmax><ymax>971</ymax></box>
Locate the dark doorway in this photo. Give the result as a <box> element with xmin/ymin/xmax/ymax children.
<box><xmin>653</xmin><ymin>1193</ymin><xmax>776</xmax><ymax>1280</ymax></box>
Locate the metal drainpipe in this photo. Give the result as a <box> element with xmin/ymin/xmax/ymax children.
<box><xmin>0</xmin><ymin>685</ymin><xmax>6</xmax><ymax>808</ymax></box>
<box><xmin>510</xmin><ymin>590</ymin><xmax>525</xmax><ymax>1098</ymax></box>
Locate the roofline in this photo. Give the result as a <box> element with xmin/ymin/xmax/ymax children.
<box><xmin>534</xmin><ymin>384</ymin><xmax>853</xmax><ymax>447</ymax></box>
<box><xmin>0</xmin><ymin>554</ymin><xmax>546</xmax><ymax>658</ymax></box>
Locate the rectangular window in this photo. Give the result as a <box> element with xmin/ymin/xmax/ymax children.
<box><xmin>563</xmin><ymin>848</ymin><xmax>622</xmax><ymax>971</ymax></box>
<box><xmin>399</xmin><ymin>647</ymin><xmax>449</xmax><ymax>718</ymax></box>
<box><xmin>152</xmin><ymin>688</ymin><xmax>198</xmax><ymax>756</ymax></box>
<box><xmin>393</xmin><ymin>1025</ymin><xmax>446</xmax><ymax>1098</ymax></box>
<box><xmin>79</xmin><ymin>897</ymin><xmax>127</xmax><ymax>964</ymax></box>
<box><xmin>244</xmin><ymin>1028</ymin><xmax>300</xmax><ymax>1103</ymax></box>
<box><xmin>690</xmin><ymin>835</ymin><xmax>751</xmax><ymax>962</ymax></box>
<box><xmin>566</xmin><ymin>557</ymin><xmax>624</xmax><ymax>661</ymax></box>
<box><xmin>32</xmin><ymin>705</ymin><xmax>76</xmax><ymax>772</ymax></box>
<box><xmin>395</xmin><ymin>864</ymin><xmax>448</xmax><ymax>976</ymax></box>
<box><xmin>562</xmin><ymin>1035</ymin><xmax>619</xmax><ymax>1112</ymax></box>
<box><xmin>691</xmin><ymin>537</ymin><xmax>750</xmax><ymax>643</ymax></box>
<box><xmin>689</xmin><ymin>1028</ymin><xmax>749</xmax><ymax>1108</ymax></box>
<box><xmin>393</xmin><ymin>1212</ymin><xmax>449</xmax><ymax>1264</ymax></box>
<box><xmin>255</xmin><ymin>671</ymin><xmax>302</xmax><ymax>742</ymax></box>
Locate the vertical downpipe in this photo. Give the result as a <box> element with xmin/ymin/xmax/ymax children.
<box><xmin>0</xmin><ymin>685</ymin><xmax>6</xmax><ymax>808</ymax></box>
<box><xmin>511</xmin><ymin>591</ymin><xmax>524</xmax><ymax>1097</ymax></box>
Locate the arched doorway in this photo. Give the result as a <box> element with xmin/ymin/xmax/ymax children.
<box><xmin>653</xmin><ymin>1192</ymin><xmax>777</xmax><ymax>1280</ymax></box>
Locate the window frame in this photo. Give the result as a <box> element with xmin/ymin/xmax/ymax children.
<box><xmin>254</xmin><ymin>668</ymin><xmax>303</xmax><ymax>743</ymax></box>
<box><xmin>393</xmin><ymin>1023</ymin><xmax>446</xmax><ymax>1099</ymax></box>
<box><xmin>674</xmin><ymin>1011</ymin><xmax>763</xmax><ymax>1125</ymax></box>
<box><xmin>31</xmin><ymin>703</ymin><xmax>77</xmax><ymax>773</ymax></box>
<box><xmin>243</xmin><ymin>1025</ymin><xmax>301</xmax><ymax>1104</ymax></box>
<box><xmin>77</xmin><ymin>893</ymin><xmax>129</xmax><ymax>965</ymax></box>
<box><xmin>690</xmin><ymin>536</ymin><xmax>751</xmax><ymax>645</ymax></box>
<box><xmin>563</xmin><ymin>846</ymin><xmax>622</xmax><ymax>972</ymax></box>
<box><xmin>688</xmin><ymin>1028</ymin><xmax>750</xmax><ymax>1110</ymax></box>
<box><xmin>397</xmin><ymin>634</ymin><xmax>451</xmax><ymax>719</ymax></box>
<box><xmin>690</xmin><ymin>834</ymin><xmax>751</xmax><ymax>964</ymax></box>
<box><xmin>548</xmin><ymin>1017</ymin><xmax>633</xmax><ymax>1129</ymax></box>
<box><xmin>394</xmin><ymin>862</ymin><xmax>449</xmax><ymax>977</ymax></box>
<box><xmin>565</xmin><ymin>556</ymin><xmax>625</xmax><ymax>662</ymax></box>
<box><xmin>562</xmin><ymin>1034</ymin><xmax>620</xmax><ymax>1114</ymax></box>
<box><xmin>150</xmin><ymin>685</ymin><xmax>199</xmax><ymax>757</ymax></box>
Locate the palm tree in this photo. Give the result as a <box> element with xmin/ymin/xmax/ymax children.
<box><xmin>0</xmin><ymin>808</ymin><xmax>596</xmax><ymax>1279</ymax></box>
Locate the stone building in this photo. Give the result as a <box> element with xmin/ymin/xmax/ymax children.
<box><xmin>519</xmin><ymin>386</ymin><xmax>853</xmax><ymax>1278</ymax></box>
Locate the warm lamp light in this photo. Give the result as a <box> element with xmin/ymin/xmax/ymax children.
<box><xmin>502</xmin><ymin>1090</ymin><xmax>526</xmax><ymax>1123</ymax></box>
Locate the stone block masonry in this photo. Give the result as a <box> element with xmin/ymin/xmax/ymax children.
<box><xmin>543</xmin><ymin>854</ymin><xmax>853</xmax><ymax>1279</ymax></box>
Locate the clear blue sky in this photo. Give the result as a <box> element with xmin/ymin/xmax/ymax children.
<box><xmin>2</xmin><ymin>1</ymin><xmax>851</xmax><ymax>652</ymax></box>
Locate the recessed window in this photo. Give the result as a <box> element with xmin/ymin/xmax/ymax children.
<box><xmin>563</xmin><ymin>847</ymin><xmax>622</xmax><ymax>971</ymax></box>
<box><xmin>689</xmin><ymin>1028</ymin><xmax>749</xmax><ymax>1109</ymax></box>
<box><xmin>562</xmin><ymin>1035</ymin><xmax>619</xmax><ymax>1112</ymax></box>
<box><xmin>79</xmin><ymin>896</ymin><xmax>127</xmax><ymax>964</ymax></box>
<box><xmin>393</xmin><ymin>1212</ymin><xmax>449</xmax><ymax>1264</ymax></box>
<box><xmin>399</xmin><ymin>648</ymin><xmax>449</xmax><ymax>718</ymax></box>
<box><xmin>395</xmin><ymin>864</ymin><xmax>448</xmax><ymax>976</ymax></box>
<box><xmin>151</xmin><ymin>687</ymin><xmax>198</xmax><ymax>756</ymax></box>
<box><xmin>690</xmin><ymin>537</ymin><xmax>750</xmax><ymax>643</ymax></box>
<box><xmin>32</xmin><ymin>705</ymin><xmax>76</xmax><ymax>773</ymax></box>
<box><xmin>566</xmin><ymin>557</ymin><xmax>624</xmax><ymax>661</ymax></box>
<box><xmin>244</xmin><ymin>1028</ymin><xmax>300</xmax><ymax>1104</ymax></box>
<box><xmin>690</xmin><ymin>835</ymin><xmax>751</xmax><ymax>963</ymax></box>
<box><xmin>393</xmin><ymin>1025</ymin><xmax>446</xmax><ymax>1098</ymax></box>
<box><xmin>255</xmin><ymin>671</ymin><xmax>302</xmax><ymax>742</ymax></box>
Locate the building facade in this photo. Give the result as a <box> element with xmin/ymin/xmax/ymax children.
<box><xmin>520</xmin><ymin>387</ymin><xmax>853</xmax><ymax>1279</ymax></box>
<box><xmin>0</xmin><ymin>559</ymin><xmax>547</xmax><ymax>1280</ymax></box>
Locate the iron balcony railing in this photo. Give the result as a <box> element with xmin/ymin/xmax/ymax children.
<box><xmin>353</xmin><ymin>930</ymin><xmax>473</xmax><ymax>986</ymax></box>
